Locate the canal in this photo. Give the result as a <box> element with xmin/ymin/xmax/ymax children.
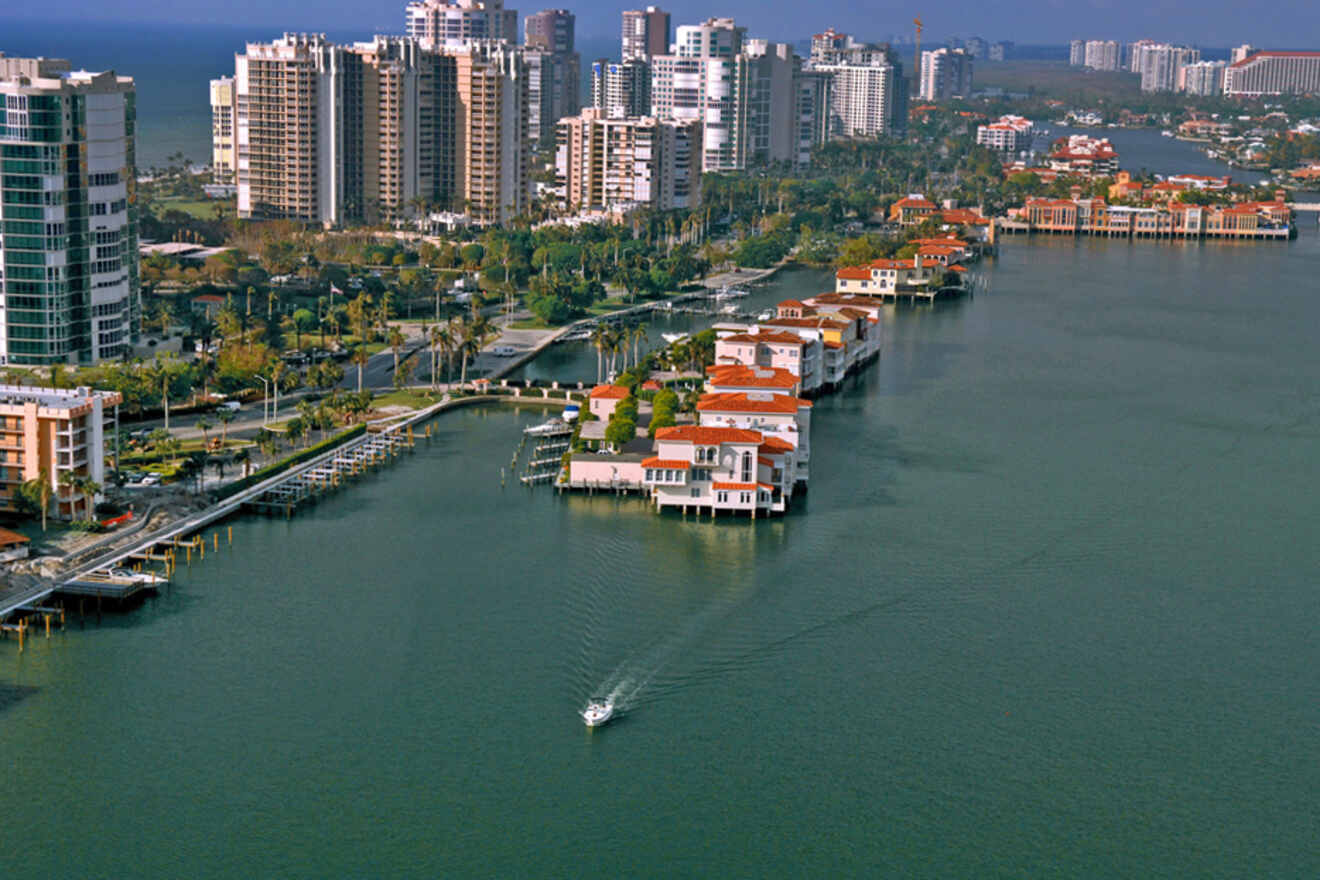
<box><xmin>2</xmin><ymin>231</ymin><xmax>1319</xmax><ymax>876</ymax></box>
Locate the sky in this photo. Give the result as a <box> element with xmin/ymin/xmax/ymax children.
<box><xmin>7</xmin><ymin>0</ymin><xmax>1320</xmax><ymax>47</ymax></box>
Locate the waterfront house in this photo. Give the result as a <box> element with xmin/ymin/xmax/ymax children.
<box><xmin>713</xmin><ymin>331</ymin><xmax>823</xmax><ymax>395</ymax></box>
<box><xmin>705</xmin><ymin>364</ymin><xmax>802</xmax><ymax>397</ymax></box>
<box><xmin>642</xmin><ymin>426</ymin><xmax>792</xmax><ymax>516</ymax></box>
<box><xmin>1014</xmin><ymin>194</ymin><xmax>1292</xmax><ymax>239</ymax></box>
<box><xmin>833</xmin><ymin>256</ymin><xmax>937</xmax><ymax>297</ymax></box>
<box><xmin>1047</xmin><ymin>134</ymin><xmax>1119</xmax><ymax>177</ymax></box>
<box><xmin>889</xmin><ymin>194</ymin><xmax>939</xmax><ymax>226</ymax></box>
<box><xmin>588</xmin><ymin>384</ymin><xmax>631</xmax><ymax>419</ymax></box>
<box><xmin>697</xmin><ymin>392</ymin><xmax>812</xmax><ymax>484</ymax></box>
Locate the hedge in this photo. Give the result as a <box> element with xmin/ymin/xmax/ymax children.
<box><xmin>214</xmin><ymin>424</ymin><xmax>367</xmax><ymax>500</ymax></box>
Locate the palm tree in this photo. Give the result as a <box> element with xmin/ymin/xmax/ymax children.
<box><xmin>353</xmin><ymin>345</ymin><xmax>370</xmax><ymax>393</ymax></box>
<box><xmin>196</xmin><ymin>416</ymin><xmax>214</xmax><ymax>449</ymax></box>
<box><xmin>630</xmin><ymin>325</ymin><xmax>648</xmax><ymax>371</ymax></box>
<box><xmin>216</xmin><ymin>407</ymin><xmax>236</xmax><ymax>444</ymax></box>
<box><xmin>590</xmin><ymin>324</ymin><xmax>610</xmax><ymax>384</ymax></box>
<box><xmin>388</xmin><ymin>325</ymin><xmax>406</xmax><ymax>378</ymax></box>
<box><xmin>234</xmin><ymin>447</ymin><xmax>253</xmax><ymax>479</ymax></box>
<box><xmin>58</xmin><ymin>470</ymin><xmax>81</xmax><ymax>521</ymax></box>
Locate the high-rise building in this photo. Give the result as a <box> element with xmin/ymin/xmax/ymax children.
<box><xmin>1225</xmin><ymin>51</ymin><xmax>1320</xmax><ymax>96</ymax></box>
<box><xmin>0</xmin><ymin>55</ymin><xmax>139</xmax><ymax>365</ymax></box>
<box><xmin>976</xmin><ymin>115</ymin><xmax>1033</xmax><ymax>151</ymax></box>
<box><xmin>1132</xmin><ymin>43</ymin><xmax>1199</xmax><ymax>92</ymax></box>
<box><xmin>812</xmin><ymin>44</ymin><xmax>904</xmax><ymax>137</ymax></box>
<box><xmin>988</xmin><ymin>41</ymin><xmax>1012</xmax><ymax>62</ymax></box>
<box><xmin>650</xmin><ymin>18</ymin><xmax>808</xmax><ymax>171</ymax></box>
<box><xmin>234</xmin><ymin>34</ymin><xmax>461</xmax><ymax>226</ymax></box>
<box><xmin>555</xmin><ymin>108</ymin><xmax>699</xmax><ymax>211</ymax></box>
<box><xmin>1180</xmin><ymin>60</ymin><xmax>1225</xmax><ymax>96</ymax></box>
<box><xmin>525</xmin><ymin>50</ymin><xmax>579</xmax><ymax>145</ymax></box>
<box><xmin>964</xmin><ymin>37</ymin><xmax>987</xmax><ymax>59</ymax></box>
<box><xmin>810</xmin><ymin>28</ymin><xmax>855</xmax><ymax>64</ymax></box>
<box><xmin>1126</xmin><ymin>39</ymin><xmax>1157</xmax><ymax>72</ymax></box>
<box><xmin>1069</xmin><ymin>40</ymin><xmax>1085</xmax><ymax>66</ymax></box>
<box><xmin>590</xmin><ymin>58</ymin><xmax>650</xmax><ymax>118</ymax></box>
<box><xmin>1083</xmin><ymin>40</ymin><xmax>1120</xmax><ymax>71</ymax></box>
<box><xmin>621</xmin><ymin>6</ymin><xmax>670</xmax><ymax>61</ymax></box>
<box><xmin>523</xmin><ymin>10</ymin><xmax>579</xmax><ymax>146</ymax></box>
<box><xmin>451</xmin><ymin>41</ymin><xmax>530</xmax><ymax>223</ymax></box>
<box><xmin>1230</xmin><ymin>44</ymin><xmax>1255</xmax><ymax>65</ymax></box>
<box><xmin>650</xmin><ymin>18</ymin><xmax>747</xmax><ymax>171</ymax></box>
<box><xmin>795</xmin><ymin>70</ymin><xmax>833</xmax><ymax>161</ymax></box>
<box><xmin>209</xmin><ymin>76</ymin><xmax>237</xmax><ymax>184</ymax></box>
<box><xmin>524</xmin><ymin>8</ymin><xmax>573</xmax><ymax>52</ymax></box>
<box><xmin>405</xmin><ymin>0</ymin><xmax>518</xmax><ymax>49</ymax></box>
<box><xmin>919</xmin><ymin>48</ymin><xmax>972</xmax><ymax>100</ymax></box>
<box><xmin>0</xmin><ymin>383</ymin><xmax>121</xmax><ymax>518</ymax></box>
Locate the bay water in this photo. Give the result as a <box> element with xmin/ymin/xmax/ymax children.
<box><xmin>2</xmin><ymin>229</ymin><xmax>1318</xmax><ymax>875</ymax></box>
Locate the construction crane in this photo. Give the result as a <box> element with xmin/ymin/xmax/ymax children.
<box><xmin>913</xmin><ymin>17</ymin><xmax>923</xmax><ymax>96</ymax></box>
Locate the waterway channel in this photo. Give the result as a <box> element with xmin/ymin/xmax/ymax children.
<box><xmin>2</xmin><ymin>231</ymin><xmax>1318</xmax><ymax>875</ymax></box>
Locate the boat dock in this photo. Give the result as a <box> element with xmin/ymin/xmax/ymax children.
<box><xmin>0</xmin><ymin>401</ymin><xmax>451</xmax><ymax>648</ymax></box>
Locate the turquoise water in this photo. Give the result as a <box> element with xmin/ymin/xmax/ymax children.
<box><xmin>2</xmin><ymin>231</ymin><xmax>1319</xmax><ymax>875</ymax></box>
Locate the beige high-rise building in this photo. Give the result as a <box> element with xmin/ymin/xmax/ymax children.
<box><xmin>405</xmin><ymin>0</ymin><xmax>518</xmax><ymax>49</ymax></box>
<box><xmin>233</xmin><ymin>34</ymin><xmax>461</xmax><ymax>226</ymax></box>
<box><xmin>452</xmin><ymin>41</ymin><xmax>530</xmax><ymax>224</ymax></box>
<box><xmin>555</xmin><ymin>108</ymin><xmax>698</xmax><ymax>212</ymax></box>
<box><xmin>209</xmin><ymin>76</ymin><xmax>237</xmax><ymax>184</ymax></box>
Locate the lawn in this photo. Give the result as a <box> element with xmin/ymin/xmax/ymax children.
<box><xmin>157</xmin><ymin>197</ymin><xmax>234</xmax><ymax>220</ymax></box>
<box><xmin>372</xmin><ymin>389</ymin><xmax>442</xmax><ymax>410</ymax></box>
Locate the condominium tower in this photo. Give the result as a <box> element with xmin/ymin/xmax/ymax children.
<box><xmin>650</xmin><ymin>18</ymin><xmax>819</xmax><ymax>171</ymax></box>
<box><xmin>919</xmin><ymin>48</ymin><xmax>972</xmax><ymax>100</ymax></box>
<box><xmin>810</xmin><ymin>42</ymin><xmax>905</xmax><ymax>137</ymax></box>
<box><xmin>232</xmin><ymin>34</ymin><xmax>534</xmax><ymax>226</ymax></box>
<box><xmin>1083</xmin><ymin>40</ymin><xmax>1120</xmax><ymax>71</ymax></box>
<box><xmin>555</xmin><ymin>108</ymin><xmax>699</xmax><ymax>211</ymax></box>
<box><xmin>1224</xmin><ymin>51</ymin><xmax>1320</xmax><ymax>96</ymax></box>
<box><xmin>1180</xmin><ymin>60</ymin><xmax>1225</xmax><ymax>96</ymax></box>
<box><xmin>209</xmin><ymin>76</ymin><xmax>237</xmax><ymax>184</ymax></box>
<box><xmin>0</xmin><ymin>55</ymin><xmax>139</xmax><ymax>365</ymax></box>
<box><xmin>621</xmin><ymin>6</ymin><xmax>670</xmax><ymax>61</ymax></box>
<box><xmin>523</xmin><ymin>10</ymin><xmax>580</xmax><ymax>145</ymax></box>
<box><xmin>1132</xmin><ymin>43</ymin><xmax>1199</xmax><ymax>92</ymax></box>
<box><xmin>590</xmin><ymin>57</ymin><xmax>650</xmax><ymax>117</ymax></box>
<box><xmin>405</xmin><ymin>0</ymin><xmax>518</xmax><ymax>49</ymax></box>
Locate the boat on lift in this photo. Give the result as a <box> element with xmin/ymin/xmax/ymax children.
<box><xmin>582</xmin><ymin>698</ymin><xmax>615</xmax><ymax>727</ymax></box>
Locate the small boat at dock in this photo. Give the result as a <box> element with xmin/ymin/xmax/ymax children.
<box><xmin>525</xmin><ymin>419</ymin><xmax>573</xmax><ymax>437</ymax></box>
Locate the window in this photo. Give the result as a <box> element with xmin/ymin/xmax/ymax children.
<box><xmin>741</xmin><ymin>451</ymin><xmax>752</xmax><ymax>482</ymax></box>
<box><xmin>690</xmin><ymin>488</ymin><xmax>700</xmax><ymax>498</ymax></box>
<box><xmin>740</xmin><ymin>492</ymin><xmax>751</xmax><ymax>504</ymax></box>
<box><xmin>645</xmin><ymin>468</ymin><xmax>654</xmax><ymax>481</ymax></box>
<box><xmin>716</xmin><ymin>491</ymin><xmax>728</xmax><ymax>503</ymax></box>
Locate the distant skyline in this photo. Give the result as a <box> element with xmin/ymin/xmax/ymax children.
<box><xmin>5</xmin><ymin>1</ymin><xmax>1320</xmax><ymax>48</ymax></box>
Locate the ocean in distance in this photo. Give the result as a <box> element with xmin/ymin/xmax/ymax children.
<box><xmin>0</xmin><ymin>19</ymin><xmax>617</xmax><ymax>171</ymax></box>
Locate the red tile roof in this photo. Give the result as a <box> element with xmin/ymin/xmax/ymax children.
<box><xmin>589</xmin><ymin>385</ymin><xmax>630</xmax><ymax>399</ymax></box>
<box><xmin>641</xmin><ymin>458</ymin><xmax>691</xmax><ymax>469</ymax></box>
<box><xmin>759</xmin><ymin>437</ymin><xmax>794</xmax><ymax>453</ymax></box>
<box><xmin>656</xmin><ymin>426</ymin><xmax>762</xmax><ymax>444</ymax></box>
<box><xmin>835</xmin><ymin>266</ymin><xmax>871</xmax><ymax>280</ymax></box>
<box><xmin>712</xmin><ymin>482</ymin><xmax>758</xmax><ymax>491</ymax></box>
<box><xmin>697</xmin><ymin>392</ymin><xmax>810</xmax><ymax>414</ymax></box>
<box><xmin>706</xmin><ymin>365</ymin><xmax>799</xmax><ymax>389</ymax></box>
<box><xmin>778</xmin><ymin>299</ymin><xmax>806</xmax><ymax>308</ymax></box>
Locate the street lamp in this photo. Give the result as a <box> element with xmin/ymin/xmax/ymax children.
<box><xmin>256</xmin><ymin>375</ymin><xmax>270</xmax><ymax>426</ymax></box>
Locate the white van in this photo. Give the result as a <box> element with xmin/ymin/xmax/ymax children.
<box><xmin>490</xmin><ymin>345</ymin><xmax>517</xmax><ymax>357</ymax></box>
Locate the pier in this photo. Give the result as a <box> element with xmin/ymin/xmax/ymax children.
<box><xmin>0</xmin><ymin>400</ymin><xmax>452</xmax><ymax>640</ymax></box>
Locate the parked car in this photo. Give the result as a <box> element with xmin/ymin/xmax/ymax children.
<box><xmin>140</xmin><ymin>473</ymin><xmax>162</xmax><ymax>486</ymax></box>
<box><xmin>217</xmin><ymin>400</ymin><xmax>242</xmax><ymax>412</ymax></box>
<box><xmin>490</xmin><ymin>345</ymin><xmax>517</xmax><ymax>357</ymax></box>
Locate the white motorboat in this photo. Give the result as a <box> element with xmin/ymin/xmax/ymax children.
<box><xmin>525</xmin><ymin>418</ymin><xmax>572</xmax><ymax>437</ymax></box>
<box><xmin>719</xmin><ymin>304</ymin><xmax>739</xmax><ymax>315</ymax></box>
<box><xmin>582</xmin><ymin>698</ymin><xmax>615</xmax><ymax>727</ymax></box>
<box><xmin>661</xmin><ymin>332</ymin><xmax>688</xmax><ymax>345</ymax></box>
<box><xmin>756</xmin><ymin>309</ymin><xmax>773</xmax><ymax>321</ymax></box>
